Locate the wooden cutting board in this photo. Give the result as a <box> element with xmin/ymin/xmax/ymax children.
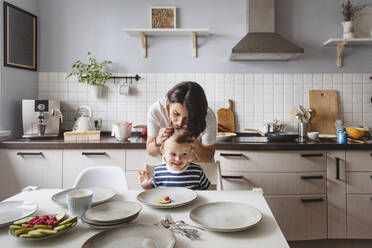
<box><xmin>217</xmin><ymin>99</ymin><xmax>235</xmax><ymax>132</ymax></box>
<box><xmin>309</xmin><ymin>90</ymin><xmax>339</xmax><ymax>134</ymax></box>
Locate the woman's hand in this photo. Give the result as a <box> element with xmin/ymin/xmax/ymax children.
<box><xmin>138</xmin><ymin>170</ymin><xmax>153</xmax><ymax>189</ymax></box>
<box><xmin>156</xmin><ymin>128</ymin><xmax>174</xmax><ymax>146</ymax></box>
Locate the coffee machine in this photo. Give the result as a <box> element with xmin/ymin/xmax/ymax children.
<box><xmin>22</xmin><ymin>100</ymin><xmax>63</xmax><ymax>138</ymax></box>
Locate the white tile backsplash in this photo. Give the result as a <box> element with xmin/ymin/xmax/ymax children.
<box><xmin>38</xmin><ymin>73</ymin><xmax>372</xmax><ymax>132</ymax></box>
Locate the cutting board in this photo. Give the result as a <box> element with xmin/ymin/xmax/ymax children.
<box><xmin>217</xmin><ymin>99</ymin><xmax>235</xmax><ymax>132</ymax></box>
<box><xmin>309</xmin><ymin>90</ymin><xmax>339</xmax><ymax>134</ymax></box>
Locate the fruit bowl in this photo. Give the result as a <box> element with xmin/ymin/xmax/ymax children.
<box><xmin>346</xmin><ymin>127</ymin><xmax>370</xmax><ymax>140</ymax></box>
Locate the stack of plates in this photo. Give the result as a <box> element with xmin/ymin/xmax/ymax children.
<box><xmin>81</xmin><ymin>201</ymin><xmax>142</xmax><ymax>229</ymax></box>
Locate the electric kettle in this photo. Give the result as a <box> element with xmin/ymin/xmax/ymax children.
<box><xmin>72</xmin><ymin>106</ymin><xmax>96</xmax><ymax>132</ymax></box>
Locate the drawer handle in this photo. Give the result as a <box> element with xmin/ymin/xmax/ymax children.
<box><xmin>300</xmin><ymin>153</ymin><xmax>323</xmax><ymax>158</ymax></box>
<box><xmin>17</xmin><ymin>152</ymin><xmax>43</xmax><ymax>156</ymax></box>
<box><xmin>82</xmin><ymin>152</ymin><xmax>107</xmax><ymax>156</ymax></box>
<box><xmin>335</xmin><ymin>157</ymin><xmax>340</xmax><ymax>180</ymax></box>
<box><xmin>301</xmin><ymin>198</ymin><xmax>324</xmax><ymax>203</ymax></box>
<box><xmin>222</xmin><ymin>175</ymin><xmax>244</xmax><ymax>179</ymax></box>
<box><xmin>220</xmin><ymin>153</ymin><xmax>248</xmax><ymax>159</ymax></box>
<box><xmin>301</xmin><ymin>175</ymin><xmax>324</xmax><ymax>180</ymax></box>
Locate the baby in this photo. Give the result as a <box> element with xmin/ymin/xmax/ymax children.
<box><xmin>139</xmin><ymin>129</ymin><xmax>211</xmax><ymax>190</ymax></box>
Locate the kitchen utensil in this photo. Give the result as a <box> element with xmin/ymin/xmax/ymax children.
<box><xmin>66</xmin><ymin>189</ymin><xmax>93</xmax><ymax>217</ymax></box>
<box><xmin>165</xmin><ymin>215</ymin><xmax>200</xmax><ymax>240</ymax></box>
<box><xmin>175</xmin><ymin>220</ymin><xmax>205</xmax><ymax>230</ymax></box>
<box><xmin>290</xmin><ymin>107</ymin><xmax>300</xmax><ymax>117</ymax></box>
<box><xmin>307</xmin><ymin>108</ymin><xmax>316</xmax><ymax>122</ymax></box>
<box><xmin>244</xmin><ymin>128</ymin><xmax>266</xmax><ymax>137</ymax></box>
<box><xmin>298</xmin><ymin>122</ymin><xmax>309</xmax><ymax>138</ymax></box>
<box><xmin>72</xmin><ymin>105</ymin><xmax>96</xmax><ymax>132</ymax></box>
<box><xmin>266</xmin><ymin>132</ymin><xmax>299</xmax><ymax>142</ymax></box>
<box><xmin>136</xmin><ymin>187</ymin><xmax>197</xmax><ymax>209</ymax></box>
<box><xmin>81</xmin><ymin>224</ymin><xmax>176</xmax><ymax>248</ymax></box>
<box><xmin>295</xmin><ymin>113</ymin><xmax>304</xmax><ymax>123</ymax></box>
<box><xmin>307</xmin><ymin>132</ymin><xmax>319</xmax><ymax>141</ymax></box>
<box><xmin>189</xmin><ymin>202</ymin><xmax>262</xmax><ymax>232</ymax></box>
<box><xmin>309</xmin><ymin>90</ymin><xmax>339</xmax><ymax>134</ymax></box>
<box><xmin>111</xmin><ymin>122</ymin><xmax>132</xmax><ymax>141</ymax></box>
<box><xmin>83</xmin><ymin>201</ymin><xmax>142</xmax><ymax>223</ymax></box>
<box><xmin>216</xmin><ymin>132</ymin><xmax>237</xmax><ymax>141</ymax></box>
<box><xmin>266</xmin><ymin>119</ymin><xmax>286</xmax><ymax>133</ymax></box>
<box><xmin>160</xmin><ymin>219</ymin><xmax>198</xmax><ymax>234</ymax></box>
<box><xmin>299</xmin><ymin>105</ymin><xmax>308</xmax><ymax>115</ymax></box>
<box><xmin>0</xmin><ymin>201</ymin><xmax>38</xmax><ymax>227</ymax></box>
<box><xmin>52</xmin><ymin>187</ymin><xmax>116</xmax><ymax>207</ymax></box>
<box><xmin>217</xmin><ymin>99</ymin><xmax>235</xmax><ymax>132</ymax></box>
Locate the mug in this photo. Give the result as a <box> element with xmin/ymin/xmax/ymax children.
<box><xmin>111</xmin><ymin>122</ymin><xmax>132</xmax><ymax>141</ymax></box>
<box><xmin>67</xmin><ymin>189</ymin><xmax>93</xmax><ymax>217</ymax></box>
<box><xmin>119</xmin><ymin>84</ymin><xmax>130</xmax><ymax>95</ymax></box>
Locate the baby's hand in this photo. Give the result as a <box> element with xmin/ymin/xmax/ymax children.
<box><xmin>138</xmin><ymin>170</ymin><xmax>153</xmax><ymax>189</ymax></box>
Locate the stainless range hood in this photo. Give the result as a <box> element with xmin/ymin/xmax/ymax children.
<box><xmin>230</xmin><ymin>0</ymin><xmax>304</xmax><ymax>61</ymax></box>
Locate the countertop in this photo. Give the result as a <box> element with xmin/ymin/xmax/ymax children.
<box><xmin>0</xmin><ymin>132</ymin><xmax>371</xmax><ymax>151</ymax></box>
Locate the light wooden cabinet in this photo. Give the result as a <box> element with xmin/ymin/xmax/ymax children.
<box><xmin>217</xmin><ymin>150</ymin><xmax>327</xmax><ymax>241</ymax></box>
<box><xmin>326</xmin><ymin>151</ymin><xmax>346</xmax><ymax>239</ymax></box>
<box><xmin>62</xmin><ymin>149</ymin><xmax>125</xmax><ymax>188</ymax></box>
<box><xmin>0</xmin><ymin>149</ymin><xmax>62</xmax><ymax>200</ymax></box>
<box><xmin>345</xmin><ymin>150</ymin><xmax>372</xmax><ymax>239</ymax></box>
<box><xmin>265</xmin><ymin>195</ymin><xmax>327</xmax><ymax>241</ymax></box>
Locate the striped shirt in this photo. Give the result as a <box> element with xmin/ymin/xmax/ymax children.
<box><xmin>152</xmin><ymin>163</ymin><xmax>211</xmax><ymax>190</ymax></box>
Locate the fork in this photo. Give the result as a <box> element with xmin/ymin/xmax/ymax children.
<box><xmin>165</xmin><ymin>215</ymin><xmax>200</xmax><ymax>240</ymax></box>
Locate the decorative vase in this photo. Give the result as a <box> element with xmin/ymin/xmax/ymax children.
<box><xmin>342</xmin><ymin>21</ymin><xmax>354</xmax><ymax>39</ymax></box>
<box><xmin>88</xmin><ymin>85</ymin><xmax>104</xmax><ymax>98</ymax></box>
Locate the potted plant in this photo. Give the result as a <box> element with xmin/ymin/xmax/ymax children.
<box><xmin>66</xmin><ymin>52</ymin><xmax>112</xmax><ymax>98</ymax></box>
<box><xmin>341</xmin><ymin>0</ymin><xmax>366</xmax><ymax>38</ymax></box>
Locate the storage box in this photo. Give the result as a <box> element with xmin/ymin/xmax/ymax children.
<box><xmin>64</xmin><ymin>131</ymin><xmax>100</xmax><ymax>142</ymax></box>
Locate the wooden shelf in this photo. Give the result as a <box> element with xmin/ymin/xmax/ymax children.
<box><xmin>323</xmin><ymin>38</ymin><xmax>372</xmax><ymax>68</ymax></box>
<box><xmin>123</xmin><ymin>28</ymin><xmax>211</xmax><ymax>58</ymax></box>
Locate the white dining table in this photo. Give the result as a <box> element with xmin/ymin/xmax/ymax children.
<box><xmin>0</xmin><ymin>189</ymin><xmax>289</xmax><ymax>248</ymax></box>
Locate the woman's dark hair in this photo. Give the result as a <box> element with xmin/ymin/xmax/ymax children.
<box><xmin>167</xmin><ymin>81</ymin><xmax>208</xmax><ymax>138</ymax></box>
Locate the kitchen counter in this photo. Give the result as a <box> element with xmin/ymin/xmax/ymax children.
<box><xmin>0</xmin><ymin>133</ymin><xmax>371</xmax><ymax>151</ymax></box>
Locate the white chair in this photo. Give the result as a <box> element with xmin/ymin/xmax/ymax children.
<box><xmin>145</xmin><ymin>160</ymin><xmax>223</xmax><ymax>190</ymax></box>
<box><xmin>73</xmin><ymin>166</ymin><xmax>128</xmax><ymax>190</ymax></box>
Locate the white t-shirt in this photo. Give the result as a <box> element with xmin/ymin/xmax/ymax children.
<box><xmin>147</xmin><ymin>98</ymin><xmax>217</xmax><ymax>146</ymax></box>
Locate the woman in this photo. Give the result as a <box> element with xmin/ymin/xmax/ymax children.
<box><xmin>146</xmin><ymin>81</ymin><xmax>216</xmax><ymax>162</ymax></box>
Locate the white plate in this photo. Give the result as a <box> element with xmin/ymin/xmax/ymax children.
<box><xmin>9</xmin><ymin>215</ymin><xmax>77</xmax><ymax>241</ymax></box>
<box><xmin>190</xmin><ymin>202</ymin><xmax>262</xmax><ymax>232</ymax></box>
<box><xmin>136</xmin><ymin>188</ymin><xmax>197</xmax><ymax>209</ymax></box>
<box><xmin>318</xmin><ymin>134</ymin><xmax>337</xmax><ymax>139</ymax></box>
<box><xmin>52</xmin><ymin>187</ymin><xmax>116</xmax><ymax>206</ymax></box>
<box><xmin>81</xmin><ymin>214</ymin><xmax>139</xmax><ymax>229</ymax></box>
<box><xmin>81</xmin><ymin>224</ymin><xmax>176</xmax><ymax>248</ymax></box>
<box><xmin>216</xmin><ymin>132</ymin><xmax>237</xmax><ymax>142</ymax></box>
<box><xmin>83</xmin><ymin>201</ymin><xmax>142</xmax><ymax>223</ymax></box>
<box><xmin>0</xmin><ymin>201</ymin><xmax>38</xmax><ymax>227</ymax></box>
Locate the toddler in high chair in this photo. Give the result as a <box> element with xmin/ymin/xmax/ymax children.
<box><xmin>139</xmin><ymin>129</ymin><xmax>211</xmax><ymax>190</ymax></box>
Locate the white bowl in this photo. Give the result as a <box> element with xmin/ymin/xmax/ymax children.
<box><xmin>307</xmin><ymin>131</ymin><xmax>319</xmax><ymax>141</ymax></box>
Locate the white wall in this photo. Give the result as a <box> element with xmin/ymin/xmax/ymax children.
<box><xmin>38</xmin><ymin>72</ymin><xmax>372</xmax><ymax>133</ymax></box>
<box><xmin>0</xmin><ymin>0</ymin><xmax>39</xmax><ymax>138</ymax></box>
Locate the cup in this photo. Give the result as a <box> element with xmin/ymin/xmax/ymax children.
<box><xmin>111</xmin><ymin>122</ymin><xmax>132</xmax><ymax>141</ymax></box>
<box><xmin>66</xmin><ymin>189</ymin><xmax>93</xmax><ymax>217</ymax></box>
<box><xmin>337</xmin><ymin>132</ymin><xmax>348</xmax><ymax>144</ymax></box>
<box><xmin>119</xmin><ymin>84</ymin><xmax>130</xmax><ymax>95</ymax></box>
<box><xmin>307</xmin><ymin>131</ymin><xmax>319</xmax><ymax>141</ymax></box>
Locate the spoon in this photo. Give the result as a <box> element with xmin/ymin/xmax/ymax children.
<box><xmin>175</xmin><ymin>220</ymin><xmax>205</xmax><ymax>230</ymax></box>
<box><xmin>160</xmin><ymin>219</ymin><xmax>198</xmax><ymax>234</ymax></box>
